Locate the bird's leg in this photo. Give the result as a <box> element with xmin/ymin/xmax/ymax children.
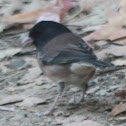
<box><xmin>42</xmin><ymin>82</ymin><xmax>65</xmax><ymax>116</ymax></box>
<box><xmin>73</xmin><ymin>84</ymin><xmax>88</xmax><ymax>104</ymax></box>
<box><xmin>50</xmin><ymin>82</ymin><xmax>65</xmax><ymax>112</ymax></box>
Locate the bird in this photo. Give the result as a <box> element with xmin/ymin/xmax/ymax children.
<box><xmin>22</xmin><ymin>21</ymin><xmax>114</xmax><ymax>115</ymax></box>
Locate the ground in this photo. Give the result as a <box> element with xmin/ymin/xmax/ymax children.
<box><xmin>0</xmin><ymin>0</ymin><xmax>126</xmax><ymax>126</ymax></box>
<box><xmin>0</xmin><ymin>37</ymin><xmax>126</xmax><ymax>126</ymax></box>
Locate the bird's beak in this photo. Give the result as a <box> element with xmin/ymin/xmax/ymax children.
<box><xmin>22</xmin><ymin>36</ymin><xmax>34</xmax><ymax>46</ymax></box>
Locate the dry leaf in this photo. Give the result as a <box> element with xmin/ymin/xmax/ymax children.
<box><xmin>79</xmin><ymin>0</ymin><xmax>95</xmax><ymax>12</ymax></box>
<box><xmin>96</xmin><ymin>45</ymin><xmax>126</xmax><ymax>59</ymax></box>
<box><xmin>113</xmin><ymin>59</ymin><xmax>126</xmax><ymax>66</ymax></box>
<box><xmin>84</xmin><ymin>15</ymin><xmax>126</xmax><ymax>41</ymax></box>
<box><xmin>21</xmin><ymin>0</ymin><xmax>47</xmax><ymax>12</ymax></box>
<box><xmin>112</xmin><ymin>103</ymin><xmax>126</xmax><ymax>116</ymax></box>
<box><xmin>65</xmin><ymin>120</ymin><xmax>103</xmax><ymax>126</ymax></box>
<box><xmin>115</xmin><ymin>116</ymin><xmax>126</xmax><ymax>121</ymax></box>
<box><xmin>109</xmin><ymin>29</ymin><xmax>126</xmax><ymax>41</ymax></box>
<box><xmin>115</xmin><ymin>90</ymin><xmax>126</xmax><ymax>99</ymax></box>
<box><xmin>120</xmin><ymin>0</ymin><xmax>126</xmax><ymax>14</ymax></box>
<box><xmin>16</xmin><ymin>97</ymin><xmax>46</xmax><ymax>107</ymax></box>
<box><xmin>1</xmin><ymin>0</ymin><xmax>74</xmax><ymax>31</ymax></box>
<box><xmin>0</xmin><ymin>1</ymin><xmax>23</xmax><ymax>32</ymax></box>
<box><xmin>2</xmin><ymin>0</ymin><xmax>49</xmax><ymax>24</ymax></box>
<box><xmin>6</xmin><ymin>83</ymin><xmax>35</xmax><ymax>92</ymax></box>
<box><xmin>84</xmin><ymin>0</ymin><xmax>126</xmax><ymax>41</ymax></box>
<box><xmin>0</xmin><ymin>48</ymin><xmax>21</xmax><ymax>61</ymax></box>
<box><xmin>35</xmin><ymin>0</ymin><xmax>74</xmax><ymax>23</ymax></box>
<box><xmin>18</xmin><ymin>66</ymin><xmax>42</xmax><ymax>85</ymax></box>
<box><xmin>113</xmin><ymin>37</ymin><xmax>126</xmax><ymax>45</ymax></box>
<box><xmin>0</xmin><ymin>106</ymin><xmax>15</xmax><ymax>112</ymax></box>
<box><xmin>7</xmin><ymin>9</ymin><xmax>44</xmax><ymax>23</ymax></box>
<box><xmin>105</xmin><ymin>7</ymin><xmax>118</xmax><ymax>22</ymax></box>
<box><xmin>5</xmin><ymin>0</ymin><xmax>74</xmax><ymax>30</ymax></box>
<box><xmin>0</xmin><ymin>1</ymin><xmax>22</xmax><ymax>16</ymax></box>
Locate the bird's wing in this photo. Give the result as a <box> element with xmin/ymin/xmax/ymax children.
<box><xmin>39</xmin><ymin>33</ymin><xmax>97</xmax><ymax>65</ymax></box>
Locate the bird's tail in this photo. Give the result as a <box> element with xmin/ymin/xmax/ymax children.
<box><xmin>91</xmin><ymin>60</ymin><xmax>114</xmax><ymax>68</ymax></box>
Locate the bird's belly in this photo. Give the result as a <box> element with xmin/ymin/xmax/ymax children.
<box><xmin>68</xmin><ymin>62</ymin><xmax>95</xmax><ymax>86</ymax></box>
<box><xmin>38</xmin><ymin>61</ymin><xmax>95</xmax><ymax>86</ymax></box>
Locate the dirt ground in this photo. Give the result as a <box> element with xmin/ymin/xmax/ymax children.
<box><xmin>0</xmin><ymin>33</ymin><xmax>126</xmax><ymax>126</ymax></box>
<box><xmin>0</xmin><ymin>0</ymin><xmax>126</xmax><ymax>126</ymax></box>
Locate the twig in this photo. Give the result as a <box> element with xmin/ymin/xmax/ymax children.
<box><xmin>96</xmin><ymin>65</ymin><xmax>126</xmax><ymax>76</ymax></box>
<box><xmin>64</xmin><ymin>9</ymin><xmax>95</xmax><ymax>24</ymax></box>
<box><xmin>0</xmin><ymin>29</ymin><xmax>29</xmax><ymax>37</ymax></box>
<box><xmin>64</xmin><ymin>9</ymin><xmax>83</xmax><ymax>23</ymax></box>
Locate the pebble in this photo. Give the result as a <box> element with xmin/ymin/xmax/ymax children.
<box><xmin>5</xmin><ymin>58</ymin><xmax>26</xmax><ymax>70</ymax></box>
<box><xmin>96</xmin><ymin>90</ymin><xmax>107</xmax><ymax>96</ymax></box>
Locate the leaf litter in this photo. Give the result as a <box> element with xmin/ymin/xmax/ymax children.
<box><xmin>0</xmin><ymin>0</ymin><xmax>126</xmax><ymax>126</ymax></box>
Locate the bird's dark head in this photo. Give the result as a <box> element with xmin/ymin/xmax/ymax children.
<box><xmin>22</xmin><ymin>21</ymin><xmax>71</xmax><ymax>47</ymax></box>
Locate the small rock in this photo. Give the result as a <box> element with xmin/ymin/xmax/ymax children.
<box><xmin>87</xmin><ymin>86</ymin><xmax>99</xmax><ymax>94</ymax></box>
<box><xmin>0</xmin><ymin>118</ymin><xmax>8</xmax><ymax>124</ymax></box>
<box><xmin>108</xmin><ymin>118</ymin><xmax>113</xmax><ymax>121</ymax></box>
<box><xmin>116</xmin><ymin>117</ymin><xmax>126</xmax><ymax>121</ymax></box>
<box><xmin>5</xmin><ymin>87</ymin><xmax>16</xmax><ymax>92</ymax></box>
<box><xmin>36</xmin><ymin>79</ymin><xmax>48</xmax><ymax>86</ymax></box>
<box><xmin>95</xmin><ymin>40</ymin><xmax>108</xmax><ymax>47</ymax></box>
<box><xmin>24</xmin><ymin>114</ymin><xmax>28</xmax><ymax>117</ymax></box>
<box><xmin>103</xmin><ymin>111</ymin><xmax>109</xmax><ymax>115</ymax></box>
<box><xmin>54</xmin><ymin>111</ymin><xmax>64</xmax><ymax>116</ymax></box>
<box><xmin>42</xmin><ymin>84</ymin><xmax>53</xmax><ymax>89</ymax></box>
<box><xmin>96</xmin><ymin>90</ymin><xmax>107</xmax><ymax>96</ymax></box>
<box><xmin>68</xmin><ymin>87</ymin><xmax>80</xmax><ymax>93</ymax></box>
<box><xmin>5</xmin><ymin>58</ymin><xmax>25</xmax><ymax>70</ymax></box>
<box><xmin>39</xmin><ymin>122</ymin><xmax>46</xmax><ymax>126</ymax></box>
<box><xmin>64</xmin><ymin>112</ymin><xmax>70</xmax><ymax>117</ymax></box>
<box><xmin>20</xmin><ymin>122</ymin><xmax>33</xmax><ymax>126</ymax></box>
<box><xmin>107</xmin><ymin>85</ymin><xmax>120</xmax><ymax>92</ymax></box>
<box><xmin>11</xmin><ymin>114</ymin><xmax>24</xmax><ymax>121</ymax></box>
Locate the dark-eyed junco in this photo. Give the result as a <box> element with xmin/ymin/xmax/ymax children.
<box><xmin>22</xmin><ymin>21</ymin><xmax>114</xmax><ymax>115</ymax></box>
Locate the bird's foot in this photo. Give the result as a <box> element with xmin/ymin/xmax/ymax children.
<box><xmin>37</xmin><ymin>110</ymin><xmax>54</xmax><ymax>116</ymax></box>
<box><xmin>73</xmin><ymin>96</ymin><xmax>84</xmax><ymax>104</ymax></box>
<box><xmin>69</xmin><ymin>96</ymin><xmax>84</xmax><ymax>105</ymax></box>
